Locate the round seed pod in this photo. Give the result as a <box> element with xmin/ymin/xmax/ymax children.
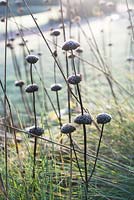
<box><xmin>16</xmin><ymin>32</ymin><xmax>20</xmax><ymax>36</ymax></box>
<box><xmin>61</xmin><ymin>123</ymin><xmax>76</xmax><ymax>134</ymax></box>
<box><xmin>108</xmin><ymin>43</ymin><xmax>113</xmax><ymax>47</ymax></box>
<box><xmin>127</xmin><ymin>25</ymin><xmax>131</xmax><ymax>29</ymax></box>
<box><xmin>6</xmin><ymin>42</ymin><xmax>13</xmax><ymax>48</ymax></box>
<box><xmin>0</xmin><ymin>0</ymin><xmax>7</xmax><ymax>6</ymax></box>
<box><xmin>62</xmin><ymin>40</ymin><xmax>80</xmax><ymax>51</ymax></box>
<box><xmin>25</xmin><ymin>54</ymin><xmax>39</xmax><ymax>64</ymax></box>
<box><xmin>37</xmin><ymin>52</ymin><xmax>42</xmax><ymax>56</ymax></box>
<box><xmin>74</xmin><ymin>113</ymin><xmax>92</xmax><ymax>125</ymax></box>
<box><xmin>9</xmin><ymin>37</ymin><xmax>15</xmax><ymax>42</ymax></box>
<box><xmin>25</xmin><ymin>84</ymin><xmax>39</xmax><ymax>93</ymax></box>
<box><xmin>30</xmin><ymin>49</ymin><xmax>34</xmax><ymax>53</ymax></box>
<box><xmin>0</xmin><ymin>17</ymin><xmax>5</xmax><ymax>22</ymax></box>
<box><xmin>50</xmin><ymin>29</ymin><xmax>60</xmax><ymax>36</ymax></box>
<box><xmin>126</xmin><ymin>56</ymin><xmax>134</xmax><ymax>62</ymax></box>
<box><xmin>67</xmin><ymin>74</ymin><xmax>82</xmax><ymax>85</ymax></box>
<box><xmin>76</xmin><ymin>47</ymin><xmax>83</xmax><ymax>53</ymax></box>
<box><xmin>29</xmin><ymin>127</ymin><xmax>44</xmax><ymax>137</ymax></box>
<box><xmin>53</xmin><ymin>50</ymin><xmax>57</xmax><ymax>57</ymax></box>
<box><xmin>51</xmin><ymin>83</ymin><xmax>62</xmax><ymax>92</ymax></box>
<box><xmin>19</xmin><ymin>42</ymin><xmax>25</xmax><ymax>46</ymax></box>
<box><xmin>68</xmin><ymin>54</ymin><xmax>76</xmax><ymax>59</ymax></box>
<box><xmin>15</xmin><ymin>80</ymin><xmax>24</xmax><ymax>87</ymax></box>
<box><xmin>9</xmin><ymin>45</ymin><xmax>14</xmax><ymax>50</ymax></box>
<box><xmin>96</xmin><ymin>113</ymin><xmax>112</xmax><ymax>124</ymax></box>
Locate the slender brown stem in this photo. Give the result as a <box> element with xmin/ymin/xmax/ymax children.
<box><xmin>59</xmin><ymin>2</ymin><xmax>72</xmax><ymax>198</ymax></box>
<box><xmin>20</xmin><ymin>87</ymin><xmax>32</xmax><ymax>117</ymax></box>
<box><xmin>38</xmin><ymin>52</ymin><xmax>48</xmax><ymax>112</ymax></box>
<box><xmin>54</xmin><ymin>61</ymin><xmax>56</xmax><ymax>83</ymax></box>
<box><xmin>4</xmin><ymin>1</ymin><xmax>9</xmax><ymax>195</ymax></box>
<box><xmin>22</xmin><ymin>44</ymin><xmax>30</xmax><ymax>85</ymax></box>
<box><xmin>71</xmin><ymin>50</ymin><xmax>88</xmax><ymax>193</ymax></box>
<box><xmin>33</xmin><ymin>65</ymin><xmax>59</xmax><ymax>118</ymax></box>
<box><xmin>88</xmin><ymin>124</ymin><xmax>104</xmax><ymax>182</ymax></box>
<box><xmin>65</xmin><ymin>51</ymin><xmax>72</xmax><ymax>123</ymax></box>
<box><xmin>29</xmin><ymin>63</ymin><xmax>37</xmax><ymax>188</ymax></box>
<box><xmin>12</xmin><ymin>48</ymin><xmax>22</xmax><ymax>79</ymax></box>
<box><xmin>67</xmin><ymin>0</ymin><xmax>72</xmax><ymax>38</ymax></box>
<box><xmin>83</xmin><ymin>124</ymin><xmax>88</xmax><ymax>184</ymax></box>
<box><xmin>10</xmin><ymin>49</ymin><xmax>19</xmax><ymax>80</ymax></box>
<box><xmin>69</xmin><ymin>133</ymin><xmax>73</xmax><ymax>200</ymax></box>
<box><xmin>106</xmin><ymin>76</ymin><xmax>123</xmax><ymax>122</ymax></box>
<box><xmin>126</xmin><ymin>0</ymin><xmax>134</xmax><ymax>40</ymax></box>
<box><xmin>59</xmin><ymin>0</ymin><xmax>72</xmax><ymax>123</ymax></box>
<box><xmin>32</xmin><ymin>91</ymin><xmax>37</xmax><ymax>128</ymax></box>
<box><xmin>32</xmin><ymin>137</ymin><xmax>37</xmax><ymax>180</ymax></box>
<box><xmin>56</xmin><ymin>91</ymin><xmax>62</xmax><ymax>128</ymax></box>
<box><xmin>69</xmin><ymin>134</ymin><xmax>85</xmax><ymax>182</ymax></box>
<box><xmin>30</xmin><ymin>64</ymin><xmax>37</xmax><ymax>128</ymax></box>
<box><xmin>59</xmin><ymin>0</ymin><xmax>66</xmax><ymax>41</ymax></box>
<box><xmin>0</xmin><ymin>173</ymin><xmax>9</xmax><ymax>200</ymax></box>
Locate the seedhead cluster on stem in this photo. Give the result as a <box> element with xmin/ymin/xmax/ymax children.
<box><xmin>67</xmin><ymin>74</ymin><xmax>82</xmax><ymax>85</ymax></box>
<box><xmin>29</xmin><ymin>127</ymin><xmax>44</xmax><ymax>137</ymax></box>
<box><xmin>62</xmin><ymin>39</ymin><xmax>80</xmax><ymax>51</ymax></box>
<box><xmin>61</xmin><ymin>123</ymin><xmax>76</xmax><ymax>134</ymax></box>
<box><xmin>96</xmin><ymin>113</ymin><xmax>112</xmax><ymax>124</ymax></box>
<box><xmin>15</xmin><ymin>80</ymin><xmax>24</xmax><ymax>87</ymax></box>
<box><xmin>0</xmin><ymin>0</ymin><xmax>7</xmax><ymax>6</ymax></box>
<box><xmin>50</xmin><ymin>29</ymin><xmax>61</xmax><ymax>37</ymax></box>
<box><xmin>25</xmin><ymin>54</ymin><xmax>39</xmax><ymax>64</ymax></box>
<box><xmin>51</xmin><ymin>83</ymin><xmax>62</xmax><ymax>91</ymax></box>
<box><xmin>25</xmin><ymin>83</ymin><xmax>39</xmax><ymax>93</ymax></box>
<box><xmin>74</xmin><ymin>113</ymin><xmax>92</xmax><ymax>125</ymax></box>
